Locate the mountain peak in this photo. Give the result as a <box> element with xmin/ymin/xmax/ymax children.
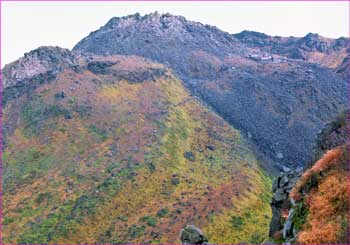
<box><xmin>73</xmin><ymin>12</ymin><xmax>242</xmax><ymax>68</ymax></box>
<box><xmin>102</xmin><ymin>12</ymin><xmax>189</xmax><ymax>31</ymax></box>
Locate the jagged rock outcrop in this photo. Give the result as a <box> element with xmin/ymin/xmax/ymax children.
<box><xmin>180</xmin><ymin>225</ymin><xmax>208</xmax><ymax>244</ymax></box>
<box><xmin>2</xmin><ymin>46</ymin><xmax>79</xmax><ymax>89</ymax></box>
<box><xmin>269</xmin><ymin>169</ymin><xmax>302</xmax><ymax>239</ymax></box>
<box><xmin>73</xmin><ymin>12</ymin><xmax>348</xmax><ymax>169</ymax></box>
<box><xmin>1</xmin><ymin>47</ymin><xmax>80</xmax><ymax>105</ymax></box>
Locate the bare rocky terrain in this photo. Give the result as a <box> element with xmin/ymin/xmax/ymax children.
<box><xmin>73</xmin><ymin>12</ymin><xmax>348</xmax><ymax>169</ymax></box>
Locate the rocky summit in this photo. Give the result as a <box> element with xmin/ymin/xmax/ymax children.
<box><xmin>73</xmin><ymin>12</ymin><xmax>348</xmax><ymax>169</ymax></box>
<box><xmin>1</xmin><ymin>11</ymin><xmax>349</xmax><ymax>244</ymax></box>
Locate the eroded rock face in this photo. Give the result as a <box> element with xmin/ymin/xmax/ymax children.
<box><xmin>269</xmin><ymin>169</ymin><xmax>302</xmax><ymax>238</ymax></box>
<box><xmin>282</xmin><ymin>208</ymin><xmax>297</xmax><ymax>243</ymax></box>
<box><xmin>180</xmin><ymin>225</ymin><xmax>208</xmax><ymax>244</ymax></box>
<box><xmin>2</xmin><ymin>46</ymin><xmax>79</xmax><ymax>89</ymax></box>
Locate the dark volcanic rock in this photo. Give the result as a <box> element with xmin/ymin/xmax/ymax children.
<box><xmin>87</xmin><ymin>61</ymin><xmax>116</xmax><ymax>74</ymax></box>
<box><xmin>73</xmin><ymin>13</ymin><xmax>348</xmax><ymax>168</ymax></box>
<box><xmin>336</xmin><ymin>55</ymin><xmax>350</xmax><ymax>80</ymax></box>
<box><xmin>189</xmin><ymin>62</ymin><xmax>347</xmax><ymax>167</ymax></box>
<box><xmin>2</xmin><ymin>46</ymin><xmax>79</xmax><ymax>89</ymax></box>
<box><xmin>269</xmin><ymin>169</ymin><xmax>302</xmax><ymax>237</ymax></box>
<box><xmin>115</xmin><ymin>67</ymin><xmax>168</xmax><ymax>84</ymax></box>
<box><xmin>282</xmin><ymin>209</ymin><xmax>296</xmax><ymax>242</ymax></box>
<box><xmin>180</xmin><ymin>225</ymin><xmax>208</xmax><ymax>244</ymax></box>
<box><xmin>184</xmin><ymin>151</ymin><xmax>195</xmax><ymax>162</ymax></box>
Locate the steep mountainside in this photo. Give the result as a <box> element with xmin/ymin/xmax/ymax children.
<box><xmin>2</xmin><ymin>47</ymin><xmax>271</xmax><ymax>243</ymax></box>
<box><xmin>73</xmin><ymin>12</ymin><xmax>348</xmax><ymax>169</ymax></box>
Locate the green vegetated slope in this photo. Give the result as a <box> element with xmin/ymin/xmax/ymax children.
<box><xmin>2</xmin><ymin>50</ymin><xmax>271</xmax><ymax>243</ymax></box>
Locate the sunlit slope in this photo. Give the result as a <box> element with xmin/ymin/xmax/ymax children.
<box><xmin>2</xmin><ymin>49</ymin><xmax>271</xmax><ymax>243</ymax></box>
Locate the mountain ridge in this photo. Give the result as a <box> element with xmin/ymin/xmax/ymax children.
<box><xmin>73</xmin><ymin>12</ymin><xmax>348</xmax><ymax>169</ymax></box>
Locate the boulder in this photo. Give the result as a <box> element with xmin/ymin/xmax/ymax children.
<box><xmin>273</xmin><ymin>188</ymin><xmax>286</xmax><ymax>203</ymax></box>
<box><xmin>184</xmin><ymin>151</ymin><xmax>195</xmax><ymax>162</ymax></box>
<box><xmin>269</xmin><ymin>169</ymin><xmax>301</xmax><ymax>238</ymax></box>
<box><xmin>279</xmin><ymin>175</ymin><xmax>289</xmax><ymax>188</ymax></box>
<box><xmin>87</xmin><ymin>61</ymin><xmax>115</xmax><ymax>74</ymax></box>
<box><xmin>180</xmin><ymin>225</ymin><xmax>208</xmax><ymax>244</ymax></box>
<box><xmin>206</xmin><ymin>145</ymin><xmax>215</xmax><ymax>151</ymax></box>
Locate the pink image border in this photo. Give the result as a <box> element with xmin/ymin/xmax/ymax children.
<box><xmin>0</xmin><ymin>0</ymin><xmax>349</xmax><ymax>244</ymax></box>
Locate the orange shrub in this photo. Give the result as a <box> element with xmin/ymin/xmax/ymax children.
<box><xmin>298</xmin><ymin>222</ymin><xmax>341</xmax><ymax>244</ymax></box>
<box><xmin>312</xmin><ymin>148</ymin><xmax>344</xmax><ymax>172</ymax></box>
<box><xmin>294</xmin><ymin>146</ymin><xmax>350</xmax><ymax>244</ymax></box>
<box><xmin>297</xmin><ymin>173</ymin><xmax>348</xmax><ymax>243</ymax></box>
<box><xmin>290</xmin><ymin>147</ymin><xmax>344</xmax><ymax>201</ymax></box>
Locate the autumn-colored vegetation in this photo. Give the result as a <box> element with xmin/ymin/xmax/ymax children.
<box><xmin>290</xmin><ymin>145</ymin><xmax>349</xmax><ymax>244</ymax></box>
<box><xmin>2</xmin><ymin>55</ymin><xmax>272</xmax><ymax>243</ymax></box>
<box><xmin>290</xmin><ymin>147</ymin><xmax>344</xmax><ymax>201</ymax></box>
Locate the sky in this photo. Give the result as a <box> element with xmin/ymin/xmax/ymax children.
<box><xmin>1</xmin><ymin>1</ymin><xmax>349</xmax><ymax>66</ymax></box>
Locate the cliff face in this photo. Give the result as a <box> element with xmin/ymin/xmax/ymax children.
<box><xmin>73</xmin><ymin>13</ymin><xmax>348</xmax><ymax>169</ymax></box>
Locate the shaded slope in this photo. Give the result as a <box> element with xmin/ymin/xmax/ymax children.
<box><xmin>73</xmin><ymin>13</ymin><xmax>348</xmax><ymax>168</ymax></box>
<box><xmin>188</xmin><ymin>59</ymin><xmax>347</xmax><ymax>168</ymax></box>
<box><xmin>2</xmin><ymin>47</ymin><xmax>271</xmax><ymax>243</ymax></box>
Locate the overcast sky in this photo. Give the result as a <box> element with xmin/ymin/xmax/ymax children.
<box><xmin>1</xmin><ymin>1</ymin><xmax>349</xmax><ymax>66</ymax></box>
